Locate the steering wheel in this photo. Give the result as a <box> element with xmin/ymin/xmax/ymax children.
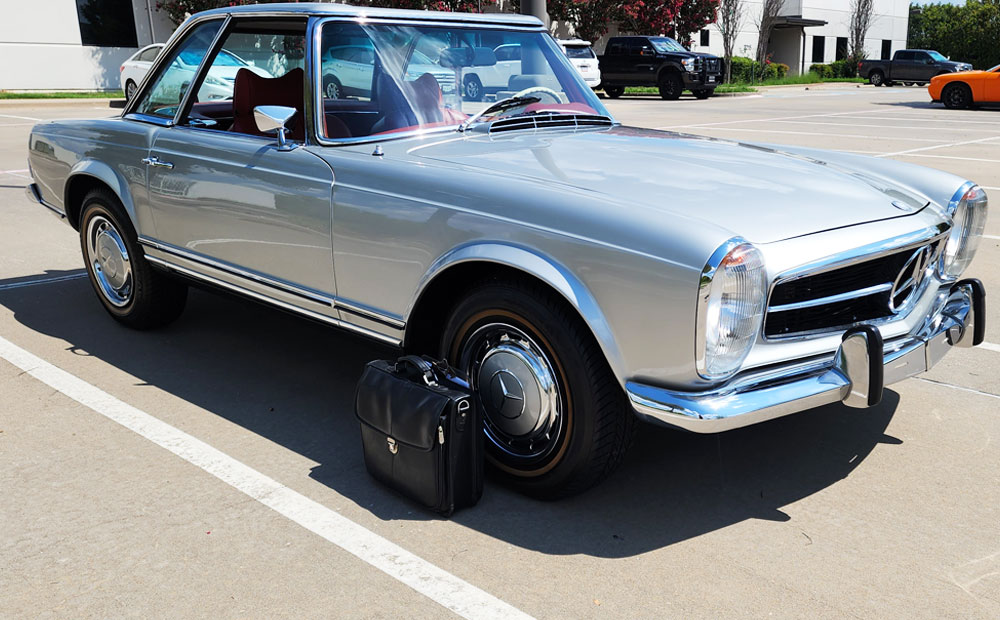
<box><xmin>511</xmin><ymin>86</ymin><xmax>564</xmax><ymax>104</ymax></box>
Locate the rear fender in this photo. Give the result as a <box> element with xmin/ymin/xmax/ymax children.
<box><xmin>65</xmin><ymin>159</ymin><xmax>139</xmax><ymax>231</ymax></box>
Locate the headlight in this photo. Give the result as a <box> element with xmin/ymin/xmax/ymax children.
<box><xmin>940</xmin><ymin>183</ymin><xmax>988</xmax><ymax>279</ymax></box>
<box><xmin>682</xmin><ymin>57</ymin><xmax>696</xmax><ymax>72</ymax></box>
<box><xmin>204</xmin><ymin>74</ymin><xmax>228</xmax><ymax>87</ymax></box>
<box><xmin>697</xmin><ymin>239</ymin><xmax>767</xmax><ymax>381</ymax></box>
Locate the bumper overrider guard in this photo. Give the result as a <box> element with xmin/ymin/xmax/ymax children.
<box><xmin>627</xmin><ymin>279</ymin><xmax>986</xmax><ymax>433</ymax></box>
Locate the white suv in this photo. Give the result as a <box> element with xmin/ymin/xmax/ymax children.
<box><xmin>559</xmin><ymin>39</ymin><xmax>601</xmax><ymax>89</ymax></box>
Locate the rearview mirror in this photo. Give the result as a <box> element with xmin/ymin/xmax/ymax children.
<box><xmin>253</xmin><ymin>105</ymin><xmax>297</xmax><ymax>151</ymax></box>
<box><xmin>439</xmin><ymin>47</ymin><xmax>473</xmax><ymax>69</ymax></box>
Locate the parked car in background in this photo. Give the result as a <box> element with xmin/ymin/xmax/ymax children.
<box><xmin>859</xmin><ymin>49</ymin><xmax>973</xmax><ymax>87</ymax></box>
<box><xmin>26</xmin><ymin>4</ymin><xmax>989</xmax><ymax>498</ymax></box>
<box><xmin>559</xmin><ymin>39</ymin><xmax>601</xmax><ymax>89</ymax></box>
<box><xmin>322</xmin><ymin>44</ymin><xmax>456</xmax><ymax>99</ymax></box>
<box><xmin>120</xmin><ymin>44</ymin><xmax>164</xmax><ymax>101</ymax></box>
<box><xmin>460</xmin><ymin>43</ymin><xmax>521</xmax><ymax>101</ymax></box>
<box><xmin>598</xmin><ymin>35</ymin><xmax>721</xmax><ymax>99</ymax></box>
<box><xmin>928</xmin><ymin>63</ymin><xmax>1000</xmax><ymax>109</ymax></box>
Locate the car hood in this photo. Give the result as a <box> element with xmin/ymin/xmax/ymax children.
<box><xmin>408</xmin><ymin>126</ymin><xmax>929</xmax><ymax>244</ymax></box>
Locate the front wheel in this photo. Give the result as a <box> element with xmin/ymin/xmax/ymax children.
<box><xmin>603</xmin><ymin>85</ymin><xmax>624</xmax><ymax>99</ymax></box>
<box><xmin>463</xmin><ymin>74</ymin><xmax>484</xmax><ymax>101</ymax></box>
<box><xmin>79</xmin><ymin>189</ymin><xmax>187</xmax><ymax>329</ymax></box>
<box><xmin>942</xmin><ymin>82</ymin><xmax>972</xmax><ymax>109</ymax></box>
<box><xmin>440</xmin><ymin>279</ymin><xmax>634</xmax><ymax>498</ymax></box>
<box><xmin>658</xmin><ymin>72</ymin><xmax>683</xmax><ymax>100</ymax></box>
<box><xmin>323</xmin><ymin>75</ymin><xmax>342</xmax><ymax>99</ymax></box>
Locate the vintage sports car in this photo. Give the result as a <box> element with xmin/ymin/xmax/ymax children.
<box><xmin>929</xmin><ymin>63</ymin><xmax>1000</xmax><ymax>109</ymax></box>
<box><xmin>26</xmin><ymin>4</ymin><xmax>988</xmax><ymax>497</ymax></box>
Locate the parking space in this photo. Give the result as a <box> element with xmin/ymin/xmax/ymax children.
<box><xmin>2</xmin><ymin>88</ymin><xmax>1000</xmax><ymax>618</ymax></box>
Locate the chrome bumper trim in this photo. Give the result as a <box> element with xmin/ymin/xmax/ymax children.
<box><xmin>628</xmin><ymin>281</ymin><xmax>983</xmax><ymax>433</ymax></box>
<box><xmin>25</xmin><ymin>183</ymin><xmax>66</xmax><ymax>219</ymax></box>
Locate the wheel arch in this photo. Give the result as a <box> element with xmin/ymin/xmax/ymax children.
<box><xmin>403</xmin><ymin>243</ymin><xmax>626</xmax><ymax>382</ymax></box>
<box><xmin>63</xmin><ymin>160</ymin><xmax>139</xmax><ymax>232</ymax></box>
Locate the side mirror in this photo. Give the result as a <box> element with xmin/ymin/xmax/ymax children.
<box><xmin>640</xmin><ymin>49</ymin><xmax>655</xmax><ymax>57</ymax></box>
<box><xmin>439</xmin><ymin>47</ymin><xmax>474</xmax><ymax>69</ymax></box>
<box><xmin>253</xmin><ymin>105</ymin><xmax>297</xmax><ymax>151</ymax></box>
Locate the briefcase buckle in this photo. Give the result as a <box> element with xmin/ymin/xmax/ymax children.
<box><xmin>387</xmin><ymin>437</ymin><xmax>398</xmax><ymax>454</ymax></box>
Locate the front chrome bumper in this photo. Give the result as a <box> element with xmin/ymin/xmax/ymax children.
<box><xmin>627</xmin><ymin>279</ymin><xmax>986</xmax><ymax>433</ymax></box>
<box><xmin>25</xmin><ymin>182</ymin><xmax>67</xmax><ymax>220</ymax></box>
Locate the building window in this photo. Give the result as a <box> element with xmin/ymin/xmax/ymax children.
<box><xmin>835</xmin><ymin>37</ymin><xmax>848</xmax><ymax>60</ymax></box>
<box><xmin>76</xmin><ymin>0</ymin><xmax>138</xmax><ymax>48</ymax></box>
<box><xmin>881</xmin><ymin>39</ymin><xmax>892</xmax><ymax>59</ymax></box>
<box><xmin>812</xmin><ymin>36</ymin><xmax>825</xmax><ymax>63</ymax></box>
<box><xmin>700</xmin><ymin>29</ymin><xmax>710</xmax><ymax>47</ymax></box>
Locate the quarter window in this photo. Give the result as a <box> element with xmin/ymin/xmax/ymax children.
<box><xmin>133</xmin><ymin>20</ymin><xmax>224</xmax><ymax>119</ymax></box>
<box><xmin>138</xmin><ymin>46</ymin><xmax>161</xmax><ymax>62</ymax></box>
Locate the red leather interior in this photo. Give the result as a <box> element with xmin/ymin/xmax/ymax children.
<box><xmin>230</xmin><ymin>67</ymin><xmax>306</xmax><ymax>141</ymax></box>
<box><xmin>371</xmin><ymin>73</ymin><xmax>467</xmax><ymax>135</ymax></box>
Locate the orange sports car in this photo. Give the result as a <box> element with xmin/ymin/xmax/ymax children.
<box><xmin>929</xmin><ymin>64</ymin><xmax>1000</xmax><ymax>108</ymax></box>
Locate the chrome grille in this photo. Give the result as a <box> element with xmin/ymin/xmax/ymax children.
<box><xmin>488</xmin><ymin>113</ymin><xmax>613</xmax><ymax>134</ymax></box>
<box><xmin>706</xmin><ymin>58</ymin><xmax>721</xmax><ymax>73</ymax></box>
<box><xmin>764</xmin><ymin>239</ymin><xmax>943</xmax><ymax>338</ymax></box>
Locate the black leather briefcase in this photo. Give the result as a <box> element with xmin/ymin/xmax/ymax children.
<box><xmin>355</xmin><ymin>355</ymin><xmax>483</xmax><ymax>516</ymax></box>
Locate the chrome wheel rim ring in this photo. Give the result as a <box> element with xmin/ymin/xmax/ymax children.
<box><xmin>326</xmin><ymin>81</ymin><xmax>339</xmax><ymax>98</ymax></box>
<box><xmin>460</xmin><ymin>323</ymin><xmax>563</xmax><ymax>463</ymax></box>
<box><xmin>86</xmin><ymin>215</ymin><xmax>133</xmax><ymax>307</ymax></box>
<box><xmin>466</xmin><ymin>79</ymin><xmax>479</xmax><ymax>99</ymax></box>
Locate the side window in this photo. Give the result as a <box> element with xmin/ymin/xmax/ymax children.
<box><xmin>134</xmin><ymin>20</ymin><xmax>223</xmax><ymax>119</ymax></box>
<box><xmin>180</xmin><ymin>20</ymin><xmax>307</xmax><ymax>138</ymax></box>
<box><xmin>897</xmin><ymin>51</ymin><xmax>913</xmax><ymax>61</ymax></box>
<box><xmin>607</xmin><ymin>41</ymin><xmax>624</xmax><ymax>56</ymax></box>
<box><xmin>138</xmin><ymin>46</ymin><xmax>160</xmax><ymax>62</ymax></box>
<box><xmin>914</xmin><ymin>52</ymin><xmax>930</xmax><ymax>62</ymax></box>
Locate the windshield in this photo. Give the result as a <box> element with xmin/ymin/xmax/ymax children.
<box><xmin>928</xmin><ymin>51</ymin><xmax>947</xmax><ymax>62</ymax></box>
<box><xmin>649</xmin><ymin>37</ymin><xmax>686</xmax><ymax>53</ymax></box>
<box><xmin>564</xmin><ymin>45</ymin><xmax>595</xmax><ymax>59</ymax></box>
<box><xmin>990</xmin><ymin>64</ymin><xmax>1000</xmax><ymax>72</ymax></box>
<box><xmin>317</xmin><ymin>21</ymin><xmax>608</xmax><ymax>140</ymax></box>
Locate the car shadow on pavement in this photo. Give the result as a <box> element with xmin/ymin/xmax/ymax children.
<box><xmin>1</xmin><ymin>272</ymin><xmax>902</xmax><ymax>559</ymax></box>
<box><xmin>876</xmin><ymin>100</ymin><xmax>1000</xmax><ymax>111</ymax></box>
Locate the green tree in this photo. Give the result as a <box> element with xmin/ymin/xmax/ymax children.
<box><xmin>908</xmin><ymin>1</ymin><xmax>1000</xmax><ymax>70</ymax></box>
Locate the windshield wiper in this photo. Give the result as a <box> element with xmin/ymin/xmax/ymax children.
<box><xmin>457</xmin><ymin>95</ymin><xmax>541</xmax><ymax>132</ymax></box>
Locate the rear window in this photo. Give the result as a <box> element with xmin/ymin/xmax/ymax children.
<box><xmin>564</xmin><ymin>45</ymin><xmax>595</xmax><ymax>59</ymax></box>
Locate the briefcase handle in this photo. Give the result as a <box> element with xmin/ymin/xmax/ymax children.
<box><xmin>395</xmin><ymin>355</ymin><xmax>438</xmax><ymax>386</ymax></box>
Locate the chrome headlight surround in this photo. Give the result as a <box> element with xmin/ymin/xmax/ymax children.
<box><xmin>681</xmin><ymin>57</ymin><xmax>696</xmax><ymax>72</ymax></box>
<box><xmin>939</xmin><ymin>182</ymin><xmax>988</xmax><ymax>280</ymax></box>
<box><xmin>696</xmin><ymin>238</ymin><xmax>767</xmax><ymax>381</ymax></box>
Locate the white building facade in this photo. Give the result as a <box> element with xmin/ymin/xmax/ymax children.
<box><xmin>0</xmin><ymin>0</ymin><xmax>175</xmax><ymax>91</ymax></box>
<box><xmin>689</xmin><ymin>0</ymin><xmax>911</xmax><ymax>75</ymax></box>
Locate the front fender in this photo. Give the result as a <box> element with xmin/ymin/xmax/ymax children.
<box><xmin>65</xmin><ymin>159</ymin><xmax>140</xmax><ymax>230</ymax></box>
<box><xmin>407</xmin><ymin>241</ymin><xmax>627</xmax><ymax>382</ymax></box>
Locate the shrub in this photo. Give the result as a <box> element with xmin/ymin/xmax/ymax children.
<box><xmin>829</xmin><ymin>59</ymin><xmax>858</xmax><ymax>78</ymax></box>
<box><xmin>809</xmin><ymin>63</ymin><xmax>834</xmax><ymax>78</ymax></box>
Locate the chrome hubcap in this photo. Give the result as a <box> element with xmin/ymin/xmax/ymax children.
<box><xmin>87</xmin><ymin>216</ymin><xmax>132</xmax><ymax>307</ymax></box>
<box><xmin>326</xmin><ymin>82</ymin><xmax>339</xmax><ymax>98</ymax></box>
<box><xmin>461</xmin><ymin>323</ymin><xmax>562</xmax><ymax>462</ymax></box>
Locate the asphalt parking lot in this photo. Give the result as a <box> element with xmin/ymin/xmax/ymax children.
<box><xmin>2</xmin><ymin>84</ymin><xmax>999</xmax><ymax>618</ymax></box>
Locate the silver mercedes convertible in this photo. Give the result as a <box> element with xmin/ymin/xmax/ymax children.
<box><xmin>25</xmin><ymin>4</ymin><xmax>988</xmax><ymax>497</ymax></box>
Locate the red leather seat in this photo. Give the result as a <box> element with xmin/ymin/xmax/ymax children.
<box><xmin>230</xmin><ymin>67</ymin><xmax>306</xmax><ymax>141</ymax></box>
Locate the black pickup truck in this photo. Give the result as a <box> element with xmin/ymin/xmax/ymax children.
<box><xmin>858</xmin><ymin>49</ymin><xmax>973</xmax><ymax>86</ymax></box>
<box><xmin>598</xmin><ymin>36</ymin><xmax>722</xmax><ymax>100</ymax></box>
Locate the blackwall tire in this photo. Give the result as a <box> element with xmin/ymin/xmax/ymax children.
<box><xmin>604</xmin><ymin>86</ymin><xmax>624</xmax><ymax>99</ymax></box>
<box><xmin>440</xmin><ymin>279</ymin><xmax>634</xmax><ymax>498</ymax></box>
<box><xmin>658</xmin><ymin>72</ymin><xmax>683</xmax><ymax>100</ymax></box>
<box><xmin>79</xmin><ymin>189</ymin><xmax>187</xmax><ymax>329</ymax></box>
<box><xmin>942</xmin><ymin>83</ymin><xmax>972</xmax><ymax>109</ymax></box>
<box><xmin>869</xmin><ymin>70</ymin><xmax>884</xmax><ymax>86</ymax></box>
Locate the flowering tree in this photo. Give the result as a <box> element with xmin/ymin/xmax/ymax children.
<box><xmin>157</xmin><ymin>0</ymin><xmax>496</xmax><ymax>25</ymax></box>
<box><xmin>619</xmin><ymin>0</ymin><xmax>719</xmax><ymax>44</ymax></box>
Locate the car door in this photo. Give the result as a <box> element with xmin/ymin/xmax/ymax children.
<box><xmin>142</xmin><ymin>19</ymin><xmax>338</xmax><ymax>310</ymax></box>
<box><xmin>892</xmin><ymin>51</ymin><xmax>912</xmax><ymax>80</ymax></box>
<box><xmin>986</xmin><ymin>68</ymin><xmax>1000</xmax><ymax>101</ymax></box>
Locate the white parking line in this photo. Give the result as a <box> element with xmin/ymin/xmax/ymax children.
<box><xmin>915</xmin><ymin>376</ymin><xmax>1000</xmax><ymax>400</ymax></box>
<box><xmin>0</xmin><ymin>335</ymin><xmax>534</xmax><ymax>620</ymax></box>
<box><xmin>985</xmin><ymin>235</ymin><xmax>1000</xmax><ymax>240</ymax></box>
<box><xmin>900</xmin><ymin>154</ymin><xmax>1000</xmax><ymax>164</ymax></box>
<box><xmin>0</xmin><ymin>273</ymin><xmax>88</xmax><ymax>291</ymax></box>
<box><xmin>771</xmin><ymin>120</ymin><xmax>988</xmax><ymax>132</ymax></box>
<box><xmin>655</xmin><ymin>109</ymin><xmax>884</xmax><ymax>130</ymax></box>
<box><xmin>980</xmin><ymin>342</ymin><xmax>1000</xmax><ymax>354</ymax></box>
<box><xmin>0</xmin><ymin>113</ymin><xmax>41</xmax><ymax>122</ymax></box>
<box><xmin>833</xmin><ymin>115</ymin><xmax>1000</xmax><ymax>126</ymax></box>
<box><xmin>876</xmin><ymin>136</ymin><xmax>1000</xmax><ymax>158</ymax></box>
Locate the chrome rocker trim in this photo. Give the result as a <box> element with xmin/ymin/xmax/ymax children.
<box><xmin>627</xmin><ymin>279</ymin><xmax>985</xmax><ymax>433</ymax></box>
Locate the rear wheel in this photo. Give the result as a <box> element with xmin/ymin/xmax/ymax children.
<box><xmin>79</xmin><ymin>189</ymin><xmax>187</xmax><ymax>329</ymax></box>
<box><xmin>125</xmin><ymin>80</ymin><xmax>137</xmax><ymax>101</ymax></box>
<box><xmin>603</xmin><ymin>85</ymin><xmax>624</xmax><ymax>99</ymax></box>
<box><xmin>942</xmin><ymin>82</ymin><xmax>972</xmax><ymax>109</ymax></box>
<box><xmin>869</xmin><ymin>70</ymin><xmax>885</xmax><ymax>86</ymax></box>
<box><xmin>440</xmin><ymin>278</ymin><xmax>634</xmax><ymax>498</ymax></box>
<box><xmin>463</xmin><ymin>74</ymin><xmax>484</xmax><ymax>102</ymax></box>
<box><xmin>658</xmin><ymin>72</ymin><xmax>683</xmax><ymax>100</ymax></box>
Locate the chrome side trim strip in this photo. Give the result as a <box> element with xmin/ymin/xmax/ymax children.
<box><xmin>139</xmin><ymin>236</ymin><xmax>407</xmax><ymax>331</ymax></box>
<box><xmin>139</xmin><ymin>237</ymin><xmax>333</xmax><ymax>306</ymax></box>
<box><xmin>768</xmin><ymin>282</ymin><xmax>892</xmax><ymax>313</ymax></box>
<box><xmin>144</xmin><ymin>254</ymin><xmax>402</xmax><ymax>347</ymax></box>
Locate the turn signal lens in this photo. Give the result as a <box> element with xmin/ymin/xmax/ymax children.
<box><xmin>697</xmin><ymin>241</ymin><xmax>767</xmax><ymax>381</ymax></box>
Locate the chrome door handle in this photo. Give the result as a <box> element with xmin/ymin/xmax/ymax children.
<box><xmin>141</xmin><ymin>156</ymin><xmax>174</xmax><ymax>169</ymax></box>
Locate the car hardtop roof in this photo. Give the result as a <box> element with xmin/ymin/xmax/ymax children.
<box><xmin>195</xmin><ymin>2</ymin><xmax>544</xmax><ymax>27</ymax></box>
<box><xmin>559</xmin><ymin>38</ymin><xmax>591</xmax><ymax>46</ymax></box>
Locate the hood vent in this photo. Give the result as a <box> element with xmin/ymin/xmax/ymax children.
<box><xmin>488</xmin><ymin>113</ymin><xmax>613</xmax><ymax>134</ymax></box>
